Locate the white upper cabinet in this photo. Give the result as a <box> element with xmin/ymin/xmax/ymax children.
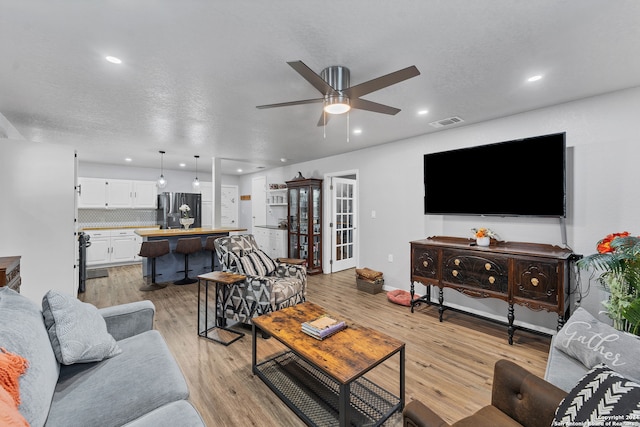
<box><xmin>78</xmin><ymin>177</ymin><xmax>108</xmax><ymax>208</ymax></box>
<box><xmin>106</xmin><ymin>179</ymin><xmax>134</xmax><ymax>208</ymax></box>
<box><xmin>132</xmin><ymin>180</ymin><xmax>157</xmax><ymax>208</ymax></box>
<box><xmin>78</xmin><ymin>177</ymin><xmax>157</xmax><ymax>209</ymax></box>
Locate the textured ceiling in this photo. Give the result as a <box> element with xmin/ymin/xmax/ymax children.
<box><xmin>1</xmin><ymin>1</ymin><xmax>640</xmax><ymax>175</ymax></box>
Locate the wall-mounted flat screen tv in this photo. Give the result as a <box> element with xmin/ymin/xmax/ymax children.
<box><xmin>424</xmin><ymin>132</ymin><xmax>566</xmax><ymax>217</ymax></box>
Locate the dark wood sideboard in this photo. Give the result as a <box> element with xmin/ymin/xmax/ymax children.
<box><xmin>410</xmin><ymin>236</ymin><xmax>578</xmax><ymax>344</ymax></box>
<box><xmin>0</xmin><ymin>256</ymin><xmax>21</xmax><ymax>293</ymax></box>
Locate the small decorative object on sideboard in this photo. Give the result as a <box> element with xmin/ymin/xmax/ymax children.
<box><xmin>471</xmin><ymin>227</ymin><xmax>499</xmax><ymax>246</ymax></box>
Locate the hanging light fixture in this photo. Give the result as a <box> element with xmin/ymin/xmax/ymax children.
<box><xmin>192</xmin><ymin>155</ymin><xmax>200</xmax><ymax>190</ymax></box>
<box><xmin>157</xmin><ymin>150</ymin><xmax>167</xmax><ymax>189</ymax></box>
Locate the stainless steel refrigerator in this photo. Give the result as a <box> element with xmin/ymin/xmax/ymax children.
<box><xmin>157</xmin><ymin>192</ymin><xmax>202</xmax><ymax>229</ymax></box>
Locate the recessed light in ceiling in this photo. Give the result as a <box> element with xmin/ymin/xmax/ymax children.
<box><xmin>179</xmin><ymin>163</ymin><xmax>186</xmax><ymax>168</ymax></box>
<box><xmin>280</xmin><ymin>158</ymin><xmax>287</xmax><ymax>162</ymax></box>
<box><xmin>105</xmin><ymin>56</ymin><xmax>122</xmax><ymax>64</ymax></box>
<box><xmin>527</xmin><ymin>75</ymin><xmax>543</xmax><ymax>82</ymax></box>
<box><xmin>124</xmin><ymin>158</ymin><xmax>132</xmax><ymax>162</ymax></box>
<box><xmin>353</xmin><ymin>129</ymin><xmax>362</xmax><ymax>135</ymax></box>
<box><xmin>237</xmin><ymin>169</ymin><xmax>243</xmax><ymax>173</ymax></box>
<box><xmin>418</xmin><ymin>109</ymin><xmax>429</xmax><ymax>115</ymax></box>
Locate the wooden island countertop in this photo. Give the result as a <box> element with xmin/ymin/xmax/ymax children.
<box><xmin>135</xmin><ymin>227</ymin><xmax>246</xmax><ymax>238</ymax></box>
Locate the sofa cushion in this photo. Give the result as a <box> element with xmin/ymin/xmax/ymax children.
<box><xmin>45</xmin><ymin>330</ymin><xmax>189</xmax><ymax>427</ymax></box>
<box><xmin>42</xmin><ymin>290</ymin><xmax>122</xmax><ymax>365</ymax></box>
<box><xmin>0</xmin><ymin>287</ymin><xmax>59</xmax><ymax>427</ymax></box>
<box><xmin>553</xmin><ymin>307</ymin><xmax>640</xmax><ymax>381</ymax></box>
<box><xmin>122</xmin><ymin>400</ymin><xmax>205</xmax><ymax>427</ymax></box>
<box><xmin>553</xmin><ymin>364</ymin><xmax>640</xmax><ymax>426</ymax></box>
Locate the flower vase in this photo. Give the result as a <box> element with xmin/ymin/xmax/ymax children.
<box><xmin>180</xmin><ymin>218</ymin><xmax>195</xmax><ymax>229</ymax></box>
<box><xmin>476</xmin><ymin>236</ymin><xmax>490</xmax><ymax>246</ymax></box>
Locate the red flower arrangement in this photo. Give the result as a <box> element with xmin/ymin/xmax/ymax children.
<box><xmin>596</xmin><ymin>231</ymin><xmax>630</xmax><ymax>254</ymax></box>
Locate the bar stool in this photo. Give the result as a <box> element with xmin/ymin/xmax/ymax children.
<box><xmin>204</xmin><ymin>236</ymin><xmax>218</xmax><ymax>271</ymax></box>
<box><xmin>138</xmin><ymin>240</ymin><xmax>170</xmax><ymax>291</ymax></box>
<box><xmin>174</xmin><ymin>237</ymin><xmax>203</xmax><ymax>285</ymax></box>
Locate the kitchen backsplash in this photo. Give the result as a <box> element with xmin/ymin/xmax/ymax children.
<box><xmin>79</xmin><ymin>209</ymin><xmax>157</xmax><ymax>228</ymax></box>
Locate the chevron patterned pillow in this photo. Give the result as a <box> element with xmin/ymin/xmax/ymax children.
<box><xmin>553</xmin><ymin>364</ymin><xmax>640</xmax><ymax>426</ymax></box>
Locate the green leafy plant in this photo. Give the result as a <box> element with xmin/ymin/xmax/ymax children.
<box><xmin>577</xmin><ymin>232</ymin><xmax>640</xmax><ymax>334</ymax></box>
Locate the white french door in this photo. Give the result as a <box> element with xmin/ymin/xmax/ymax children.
<box><xmin>331</xmin><ymin>177</ymin><xmax>357</xmax><ymax>272</ymax></box>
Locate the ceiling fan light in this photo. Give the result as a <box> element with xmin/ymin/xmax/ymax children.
<box><xmin>324</xmin><ymin>96</ymin><xmax>351</xmax><ymax>114</ymax></box>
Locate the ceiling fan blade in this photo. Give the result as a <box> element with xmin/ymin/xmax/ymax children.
<box><xmin>256</xmin><ymin>98</ymin><xmax>324</xmax><ymax>109</ymax></box>
<box><xmin>287</xmin><ymin>61</ymin><xmax>339</xmax><ymax>96</ymax></box>
<box><xmin>344</xmin><ymin>65</ymin><xmax>420</xmax><ymax>98</ymax></box>
<box><xmin>350</xmin><ymin>98</ymin><xmax>401</xmax><ymax>115</ymax></box>
<box><xmin>316</xmin><ymin>110</ymin><xmax>332</xmax><ymax>127</ymax></box>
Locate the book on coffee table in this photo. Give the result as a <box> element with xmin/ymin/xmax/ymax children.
<box><xmin>301</xmin><ymin>315</ymin><xmax>347</xmax><ymax>340</ymax></box>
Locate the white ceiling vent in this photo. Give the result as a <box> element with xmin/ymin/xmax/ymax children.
<box><xmin>429</xmin><ymin>116</ymin><xmax>464</xmax><ymax>128</ymax></box>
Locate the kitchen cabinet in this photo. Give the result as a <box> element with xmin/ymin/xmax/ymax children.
<box><xmin>254</xmin><ymin>227</ymin><xmax>287</xmax><ymax>259</ymax></box>
<box><xmin>78</xmin><ymin>178</ymin><xmax>157</xmax><ymax>209</ymax></box>
<box><xmin>131</xmin><ymin>180</ymin><xmax>158</xmax><ymax>208</ymax></box>
<box><xmin>86</xmin><ymin>229</ymin><xmax>140</xmax><ymax>266</ymax></box>
<box><xmin>286</xmin><ymin>177</ymin><xmax>322</xmax><ymax>275</ymax></box>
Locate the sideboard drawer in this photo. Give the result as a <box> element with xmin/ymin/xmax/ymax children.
<box><xmin>512</xmin><ymin>258</ymin><xmax>560</xmax><ymax>309</ymax></box>
<box><xmin>442</xmin><ymin>250</ymin><xmax>508</xmax><ymax>294</ymax></box>
<box><xmin>411</xmin><ymin>246</ymin><xmax>438</xmax><ymax>280</ymax></box>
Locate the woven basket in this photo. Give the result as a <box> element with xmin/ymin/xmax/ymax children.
<box><xmin>356</xmin><ymin>277</ymin><xmax>384</xmax><ymax>294</ymax></box>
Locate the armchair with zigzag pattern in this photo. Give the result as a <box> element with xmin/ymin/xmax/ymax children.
<box><xmin>213</xmin><ymin>234</ymin><xmax>307</xmax><ymax>326</ymax></box>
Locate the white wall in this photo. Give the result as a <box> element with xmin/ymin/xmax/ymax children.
<box><xmin>0</xmin><ymin>138</ymin><xmax>77</xmax><ymax>303</ymax></box>
<box><xmin>240</xmin><ymin>87</ymin><xmax>640</xmax><ymax>333</ymax></box>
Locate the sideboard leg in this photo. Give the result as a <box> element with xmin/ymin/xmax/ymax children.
<box><xmin>410</xmin><ymin>281</ymin><xmax>415</xmax><ymax>313</ymax></box>
<box><xmin>557</xmin><ymin>314</ymin><xmax>565</xmax><ymax>331</ymax></box>
<box><xmin>507</xmin><ymin>304</ymin><xmax>515</xmax><ymax>345</ymax></box>
<box><xmin>438</xmin><ymin>287</ymin><xmax>444</xmax><ymax>322</ymax></box>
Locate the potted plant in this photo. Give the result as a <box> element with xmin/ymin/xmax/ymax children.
<box><xmin>178</xmin><ymin>204</ymin><xmax>194</xmax><ymax>229</ymax></box>
<box><xmin>471</xmin><ymin>227</ymin><xmax>499</xmax><ymax>246</ymax></box>
<box><xmin>577</xmin><ymin>232</ymin><xmax>640</xmax><ymax>334</ymax></box>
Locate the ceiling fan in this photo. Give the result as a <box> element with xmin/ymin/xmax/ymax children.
<box><xmin>256</xmin><ymin>61</ymin><xmax>420</xmax><ymax>126</ymax></box>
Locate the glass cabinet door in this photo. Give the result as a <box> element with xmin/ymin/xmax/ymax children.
<box><xmin>286</xmin><ymin>178</ymin><xmax>323</xmax><ymax>274</ymax></box>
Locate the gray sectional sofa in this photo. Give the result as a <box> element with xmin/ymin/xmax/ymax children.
<box><xmin>0</xmin><ymin>287</ymin><xmax>205</xmax><ymax>427</ymax></box>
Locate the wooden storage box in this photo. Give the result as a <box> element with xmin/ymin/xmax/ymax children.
<box><xmin>356</xmin><ymin>277</ymin><xmax>384</xmax><ymax>294</ymax></box>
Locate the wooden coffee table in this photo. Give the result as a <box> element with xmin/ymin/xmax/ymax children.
<box><xmin>251</xmin><ymin>301</ymin><xmax>405</xmax><ymax>426</ymax></box>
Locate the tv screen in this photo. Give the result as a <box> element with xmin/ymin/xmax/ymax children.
<box><xmin>424</xmin><ymin>132</ymin><xmax>566</xmax><ymax>217</ymax></box>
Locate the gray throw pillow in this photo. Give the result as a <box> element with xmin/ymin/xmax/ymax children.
<box><xmin>553</xmin><ymin>307</ymin><xmax>640</xmax><ymax>381</ymax></box>
<box><xmin>42</xmin><ymin>290</ymin><xmax>121</xmax><ymax>365</ymax></box>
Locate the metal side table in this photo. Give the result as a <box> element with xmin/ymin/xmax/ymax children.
<box><xmin>197</xmin><ymin>271</ymin><xmax>246</xmax><ymax>345</ymax></box>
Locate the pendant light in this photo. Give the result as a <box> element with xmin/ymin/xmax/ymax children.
<box><xmin>192</xmin><ymin>155</ymin><xmax>200</xmax><ymax>191</ymax></box>
<box><xmin>157</xmin><ymin>150</ymin><xmax>167</xmax><ymax>189</ymax></box>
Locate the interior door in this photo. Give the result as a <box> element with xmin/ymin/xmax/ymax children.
<box><xmin>251</xmin><ymin>176</ymin><xmax>266</xmax><ymax>232</ymax></box>
<box><xmin>221</xmin><ymin>185</ymin><xmax>239</xmax><ymax>227</ymax></box>
<box><xmin>331</xmin><ymin>177</ymin><xmax>357</xmax><ymax>272</ymax></box>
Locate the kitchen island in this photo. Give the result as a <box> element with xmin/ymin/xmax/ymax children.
<box><xmin>135</xmin><ymin>227</ymin><xmax>246</xmax><ymax>283</ymax></box>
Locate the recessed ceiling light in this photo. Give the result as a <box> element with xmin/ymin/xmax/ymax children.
<box><xmin>280</xmin><ymin>158</ymin><xmax>287</xmax><ymax>162</ymax></box>
<box><xmin>418</xmin><ymin>109</ymin><xmax>429</xmax><ymax>115</ymax></box>
<box><xmin>179</xmin><ymin>163</ymin><xmax>186</xmax><ymax>168</ymax></box>
<box><xmin>105</xmin><ymin>56</ymin><xmax>122</xmax><ymax>64</ymax></box>
<box><xmin>527</xmin><ymin>75</ymin><xmax>543</xmax><ymax>82</ymax></box>
<box><xmin>237</xmin><ymin>169</ymin><xmax>243</xmax><ymax>173</ymax></box>
<box><xmin>124</xmin><ymin>158</ymin><xmax>132</xmax><ymax>162</ymax></box>
<box><xmin>353</xmin><ymin>129</ymin><xmax>362</xmax><ymax>135</ymax></box>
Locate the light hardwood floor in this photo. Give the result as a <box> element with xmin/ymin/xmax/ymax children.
<box><xmin>80</xmin><ymin>265</ymin><xmax>551</xmax><ymax>426</ymax></box>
